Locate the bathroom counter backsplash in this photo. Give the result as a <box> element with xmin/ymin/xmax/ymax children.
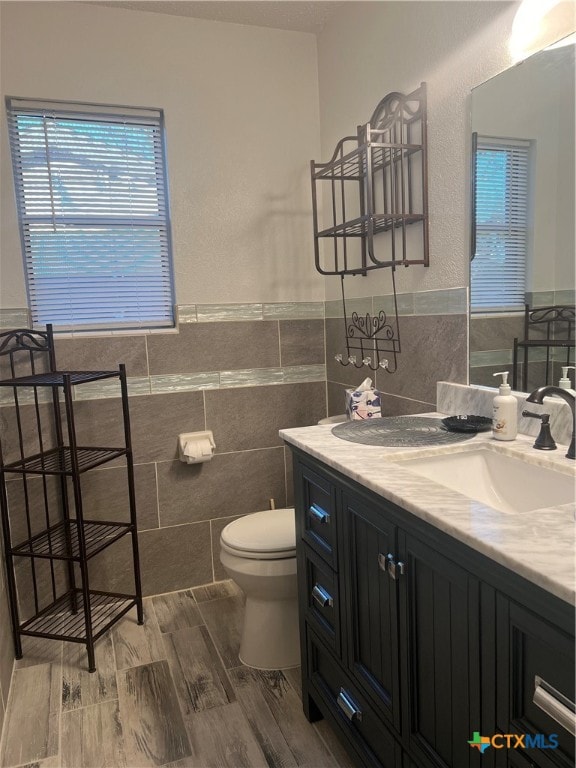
<box><xmin>280</xmin><ymin>418</ymin><xmax>576</xmax><ymax>606</ymax></box>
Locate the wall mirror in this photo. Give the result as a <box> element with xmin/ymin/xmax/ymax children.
<box><xmin>469</xmin><ymin>35</ymin><xmax>575</xmax><ymax>392</ymax></box>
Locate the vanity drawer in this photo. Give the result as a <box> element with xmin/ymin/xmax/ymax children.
<box><xmin>299</xmin><ymin>463</ymin><xmax>337</xmax><ymax>568</ymax></box>
<box><xmin>496</xmin><ymin>597</ymin><xmax>575</xmax><ymax>768</ymax></box>
<box><xmin>303</xmin><ymin>545</ymin><xmax>341</xmax><ymax>655</ymax></box>
<box><xmin>306</xmin><ymin>628</ymin><xmax>399</xmax><ymax>768</ymax></box>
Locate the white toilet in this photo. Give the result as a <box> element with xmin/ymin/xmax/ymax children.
<box><xmin>219</xmin><ymin>507</ymin><xmax>299</xmax><ymax>670</ymax></box>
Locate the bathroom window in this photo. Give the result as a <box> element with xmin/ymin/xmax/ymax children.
<box><xmin>471</xmin><ymin>136</ymin><xmax>531</xmax><ymax>312</ymax></box>
<box><xmin>6</xmin><ymin>97</ymin><xmax>175</xmax><ymax>331</ymax></box>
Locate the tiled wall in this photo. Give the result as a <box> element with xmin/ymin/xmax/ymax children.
<box><xmin>325</xmin><ymin>288</ymin><xmax>468</xmax><ymax>416</ymax></box>
<box><xmin>0</xmin><ymin>304</ymin><xmax>327</xmax><ymax>612</ymax></box>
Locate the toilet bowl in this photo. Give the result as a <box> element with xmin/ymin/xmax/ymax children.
<box><xmin>219</xmin><ymin>508</ymin><xmax>299</xmax><ymax>670</ymax></box>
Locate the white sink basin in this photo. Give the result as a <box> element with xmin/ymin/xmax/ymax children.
<box><xmin>398</xmin><ymin>448</ymin><xmax>575</xmax><ymax>514</ymax></box>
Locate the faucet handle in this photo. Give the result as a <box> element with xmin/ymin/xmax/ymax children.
<box><xmin>522</xmin><ymin>411</ymin><xmax>556</xmax><ymax>451</ymax></box>
<box><xmin>522</xmin><ymin>410</ymin><xmax>549</xmax><ymax>423</ymax></box>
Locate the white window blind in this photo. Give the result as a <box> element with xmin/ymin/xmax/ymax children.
<box><xmin>6</xmin><ymin>97</ymin><xmax>175</xmax><ymax>331</ymax></box>
<box><xmin>471</xmin><ymin>136</ymin><xmax>531</xmax><ymax>312</ymax></box>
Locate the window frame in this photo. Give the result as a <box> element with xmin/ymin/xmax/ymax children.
<box><xmin>6</xmin><ymin>96</ymin><xmax>176</xmax><ymax>333</ymax></box>
<box><xmin>470</xmin><ymin>133</ymin><xmax>532</xmax><ymax>314</ymax></box>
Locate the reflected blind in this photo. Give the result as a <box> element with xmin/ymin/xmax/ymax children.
<box><xmin>471</xmin><ymin>137</ymin><xmax>530</xmax><ymax>312</ymax></box>
<box><xmin>6</xmin><ymin>98</ymin><xmax>175</xmax><ymax>331</ymax></box>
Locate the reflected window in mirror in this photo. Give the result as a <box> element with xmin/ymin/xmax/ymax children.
<box><xmin>471</xmin><ymin>136</ymin><xmax>531</xmax><ymax>312</ymax></box>
<box><xmin>469</xmin><ymin>37</ymin><xmax>575</xmax><ymax>392</ymax></box>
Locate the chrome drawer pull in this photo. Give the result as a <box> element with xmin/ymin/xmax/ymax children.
<box><xmin>312</xmin><ymin>583</ymin><xmax>333</xmax><ymax>609</ymax></box>
<box><xmin>533</xmin><ymin>676</ymin><xmax>576</xmax><ymax>736</ymax></box>
<box><xmin>308</xmin><ymin>503</ymin><xmax>330</xmax><ymax>524</ymax></box>
<box><xmin>337</xmin><ymin>688</ymin><xmax>362</xmax><ymax>722</ymax></box>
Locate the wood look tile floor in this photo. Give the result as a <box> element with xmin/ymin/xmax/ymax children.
<box><xmin>0</xmin><ymin>581</ymin><xmax>354</xmax><ymax>768</ymax></box>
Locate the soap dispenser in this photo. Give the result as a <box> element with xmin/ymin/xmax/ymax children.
<box><xmin>558</xmin><ymin>366</ymin><xmax>576</xmax><ymax>396</ymax></box>
<box><xmin>492</xmin><ymin>371</ymin><xmax>517</xmax><ymax>441</ymax></box>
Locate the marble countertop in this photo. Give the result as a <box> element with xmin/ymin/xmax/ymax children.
<box><xmin>280</xmin><ymin>416</ymin><xmax>576</xmax><ymax>605</ymax></box>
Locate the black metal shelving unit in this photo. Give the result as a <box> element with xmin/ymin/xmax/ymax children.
<box><xmin>0</xmin><ymin>325</ymin><xmax>143</xmax><ymax>672</ymax></box>
<box><xmin>311</xmin><ymin>83</ymin><xmax>429</xmax><ymax>373</ymax></box>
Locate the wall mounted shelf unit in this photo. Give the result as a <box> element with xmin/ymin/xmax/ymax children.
<box><xmin>312</xmin><ymin>84</ymin><xmax>429</xmax><ymax>373</ymax></box>
<box><xmin>0</xmin><ymin>326</ymin><xmax>143</xmax><ymax>673</ymax></box>
<box><xmin>311</xmin><ymin>83</ymin><xmax>428</xmax><ymax>276</ymax></box>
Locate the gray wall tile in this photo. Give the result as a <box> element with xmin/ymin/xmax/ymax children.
<box><xmin>374</xmin><ymin>314</ymin><xmax>467</xmax><ymax>404</ymax></box>
<box><xmin>327</xmin><ymin>381</ymin><xmax>347</xmax><ymax>417</ymax></box>
<box><xmin>146</xmin><ymin>322</ymin><xmax>280</xmax><ymax>375</ymax></box>
<box><xmin>209</xmin><ymin>516</ymin><xmax>242</xmax><ymax>584</ymax></box>
<box><xmin>89</xmin><ymin>522</ymin><xmax>212</xmax><ymax>595</ymax></box>
<box><xmin>204</xmin><ymin>382</ymin><xmax>326</xmax><ymax>453</ymax></box>
<box><xmin>138</xmin><ymin>523</ymin><xmax>213</xmax><ymax>595</ymax></box>
<box><xmin>157</xmin><ymin>448</ymin><xmax>286</xmax><ymax>527</ymax></box>
<box><xmin>279</xmin><ymin>320</ymin><xmax>325</xmax><ymax>366</ymax></box>
<box><xmin>378</xmin><ymin>392</ymin><xmax>436</xmax><ymax>416</ymax></box>
<box><xmin>470</xmin><ymin>314</ymin><xmax>524</xmax><ymax>353</ymax></box>
<box><xmin>54</xmin><ymin>336</ymin><xmax>148</xmax><ymax>377</ymax></box>
<box><xmin>76</xmin><ymin>463</ymin><xmax>159</xmax><ymax>531</ymax></box>
<box><xmin>325</xmin><ymin>318</ymin><xmax>371</xmax><ymax>389</ymax></box>
<box><xmin>131</xmin><ymin>392</ymin><xmax>206</xmax><ymax>463</ymax></box>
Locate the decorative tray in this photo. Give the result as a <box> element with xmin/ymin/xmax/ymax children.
<box><xmin>331</xmin><ymin>416</ymin><xmax>477</xmax><ymax>447</ymax></box>
<box><xmin>441</xmin><ymin>415</ymin><xmax>492</xmax><ymax>433</ymax></box>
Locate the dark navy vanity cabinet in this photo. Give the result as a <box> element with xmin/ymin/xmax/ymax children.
<box><xmin>292</xmin><ymin>450</ymin><xmax>575</xmax><ymax>768</ymax></box>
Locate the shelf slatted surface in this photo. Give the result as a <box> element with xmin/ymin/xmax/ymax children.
<box><xmin>317</xmin><ymin>212</ymin><xmax>426</xmax><ymax>239</ymax></box>
<box><xmin>515</xmin><ymin>340</ymin><xmax>575</xmax><ymax>348</ymax></box>
<box><xmin>313</xmin><ymin>142</ymin><xmax>423</xmax><ymax>180</ymax></box>
<box><xmin>0</xmin><ymin>370</ymin><xmax>120</xmax><ymax>388</ymax></box>
<box><xmin>12</xmin><ymin>519</ymin><xmax>132</xmax><ymax>560</ymax></box>
<box><xmin>2</xmin><ymin>446</ymin><xmax>127</xmax><ymax>475</ymax></box>
<box><xmin>19</xmin><ymin>589</ymin><xmax>136</xmax><ymax>642</ymax></box>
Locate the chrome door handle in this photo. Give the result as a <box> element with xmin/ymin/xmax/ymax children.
<box><xmin>379</xmin><ymin>552</ymin><xmax>405</xmax><ymax>579</ymax></box>
<box><xmin>337</xmin><ymin>688</ymin><xmax>362</xmax><ymax>722</ymax></box>
<box><xmin>533</xmin><ymin>676</ymin><xmax>576</xmax><ymax>736</ymax></box>
<box><xmin>308</xmin><ymin>503</ymin><xmax>330</xmax><ymax>524</ymax></box>
<box><xmin>312</xmin><ymin>583</ymin><xmax>333</xmax><ymax>609</ymax></box>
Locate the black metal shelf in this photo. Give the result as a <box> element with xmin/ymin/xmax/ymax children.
<box><xmin>0</xmin><ymin>324</ymin><xmax>144</xmax><ymax>672</ymax></box>
<box><xmin>0</xmin><ymin>370</ymin><xmax>120</xmax><ymax>388</ymax></box>
<box><xmin>11</xmin><ymin>519</ymin><xmax>132</xmax><ymax>561</ymax></box>
<box><xmin>19</xmin><ymin>589</ymin><xmax>137</xmax><ymax>643</ymax></box>
<box><xmin>2</xmin><ymin>446</ymin><xmax>128</xmax><ymax>475</ymax></box>
<box><xmin>312</xmin><ymin>142</ymin><xmax>423</xmax><ymax>181</ymax></box>
<box><xmin>311</xmin><ymin>85</ymin><xmax>428</xmax><ymax>374</ymax></box>
<box><xmin>317</xmin><ymin>212</ymin><xmax>427</xmax><ymax>239</ymax></box>
<box><xmin>311</xmin><ymin>83</ymin><xmax>428</xmax><ymax>277</ymax></box>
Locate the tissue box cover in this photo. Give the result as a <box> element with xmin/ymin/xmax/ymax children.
<box><xmin>345</xmin><ymin>387</ymin><xmax>382</xmax><ymax>420</ymax></box>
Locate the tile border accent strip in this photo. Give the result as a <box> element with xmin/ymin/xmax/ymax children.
<box><xmin>325</xmin><ymin>287</ymin><xmax>467</xmax><ymax>318</ymax></box>
<box><xmin>0</xmin><ymin>365</ymin><xmax>327</xmax><ymax>405</ymax></box>
<box><xmin>177</xmin><ymin>301</ymin><xmax>325</xmax><ymax>323</ymax></box>
<box><xmin>0</xmin><ymin>302</ymin><xmax>326</xmax><ymax>333</ymax></box>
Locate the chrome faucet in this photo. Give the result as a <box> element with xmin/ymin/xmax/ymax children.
<box><xmin>525</xmin><ymin>386</ymin><xmax>575</xmax><ymax>460</ymax></box>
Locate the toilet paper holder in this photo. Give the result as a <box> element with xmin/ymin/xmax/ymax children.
<box><xmin>178</xmin><ymin>430</ymin><xmax>216</xmax><ymax>464</ymax></box>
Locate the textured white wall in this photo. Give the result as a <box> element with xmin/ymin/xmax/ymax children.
<box><xmin>316</xmin><ymin>0</ymin><xmax>575</xmax><ymax>300</ymax></box>
<box><xmin>0</xmin><ymin>2</ymin><xmax>324</xmax><ymax>307</ymax></box>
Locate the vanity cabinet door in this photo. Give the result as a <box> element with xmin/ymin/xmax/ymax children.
<box><xmin>341</xmin><ymin>490</ymin><xmax>401</xmax><ymax>732</ymax></box>
<box><xmin>398</xmin><ymin>531</ymin><xmax>482</xmax><ymax>768</ymax></box>
<box><xmin>495</xmin><ymin>596</ymin><xmax>575</xmax><ymax>768</ymax></box>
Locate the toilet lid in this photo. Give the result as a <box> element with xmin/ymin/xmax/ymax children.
<box><xmin>220</xmin><ymin>508</ymin><xmax>295</xmax><ymax>556</ymax></box>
